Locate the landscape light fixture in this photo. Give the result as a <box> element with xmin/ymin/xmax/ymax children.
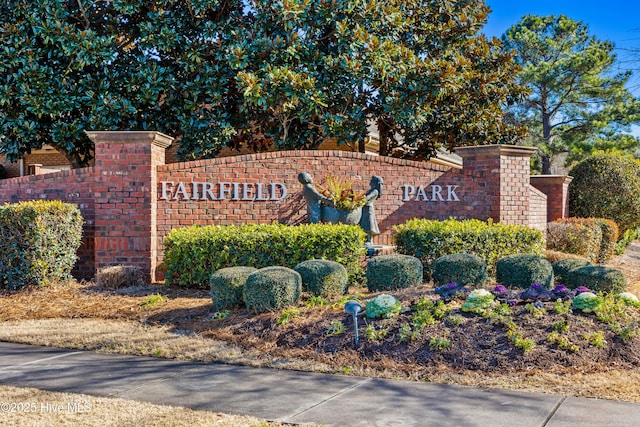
<box><xmin>344</xmin><ymin>301</ymin><xmax>363</xmax><ymax>346</ymax></box>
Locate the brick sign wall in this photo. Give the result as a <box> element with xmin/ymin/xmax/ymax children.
<box><xmin>0</xmin><ymin>132</ymin><xmax>569</xmax><ymax>281</ymax></box>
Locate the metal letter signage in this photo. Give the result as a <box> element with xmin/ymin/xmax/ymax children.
<box><xmin>401</xmin><ymin>184</ymin><xmax>460</xmax><ymax>202</ymax></box>
<box><xmin>160</xmin><ymin>181</ymin><xmax>288</xmax><ymax>201</ymax></box>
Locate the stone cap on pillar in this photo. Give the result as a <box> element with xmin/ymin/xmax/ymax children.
<box><xmin>85</xmin><ymin>131</ymin><xmax>174</xmax><ymax>149</ymax></box>
<box><xmin>455</xmin><ymin>145</ymin><xmax>538</xmax><ymax>159</ymax></box>
<box><xmin>530</xmin><ymin>175</ymin><xmax>574</xmax><ymax>186</ymax></box>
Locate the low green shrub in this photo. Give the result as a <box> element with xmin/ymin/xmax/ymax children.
<box><xmin>243</xmin><ymin>266</ymin><xmax>302</xmax><ymax>313</ymax></box>
<box><xmin>565</xmin><ymin>266</ymin><xmax>627</xmax><ymax>294</ymax></box>
<box><xmin>394</xmin><ymin>218</ymin><xmax>544</xmax><ymax>278</ymax></box>
<box><xmin>432</xmin><ymin>253</ymin><xmax>487</xmax><ymax>287</ymax></box>
<box><xmin>591</xmin><ymin>218</ymin><xmax>619</xmax><ymax>262</ymax></box>
<box><xmin>366</xmin><ymin>254</ymin><xmax>423</xmax><ymax>292</ymax></box>
<box><xmin>616</xmin><ymin>227</ymin><xmax>640</xmax><ymax>255</ymax></box>
<box><xmin>164</xmin><ymin>223</ymin><xmax>366</xmax><ymax>288</ymax></box>
<box><xmin>294</xmin><ymin>259</ymin><xmax>348</xmax><ymax>298</ymax></box>
<box><xmin>547</xmin><ymin>218</ymin><xmax>602</xmax><ymax>262</ymax></box>
<box><xmin>210</xmin><ymin>266</ymin><xmax>258</xmax><ymax>310</ymax></box>
<box><xmin>0</xmin><ymin>200</ymin><xmax>83</xmax><ymax>289</ymax></box>
<box><xmin>552</xmin><ymin>258</ymin><xmax>591</xmax><ymax>286</ymax></box>
<box><xmin>495</xmin><ymin>254</ymin><xmax>554</xmax><ymax>289</ymax></box>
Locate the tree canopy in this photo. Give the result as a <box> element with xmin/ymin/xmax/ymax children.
<box><xmin>0</xmin><ymin>0</ymin><xmax>526</xmax><ymax>167</ymax></box>
<box><xmin>501</xmin><ymin>14</ymin><xmax>640</xmax><ymax>174</ymax></box>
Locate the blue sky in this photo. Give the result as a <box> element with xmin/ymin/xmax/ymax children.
<box><xmin>483</xmin><ymin>0</ymin><xmax>640</xmax><ymax>49</ymax></box>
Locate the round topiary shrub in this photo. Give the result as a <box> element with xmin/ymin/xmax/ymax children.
<box><xmin>366</xmin><ymin>254</ymin><xmax>423</xmax><ymax>292</ymax></box>
<box><xmin>293</xmin><ymin>259</ymin><xmax>348</xmax><ymax>298</ymax></box>
<box><xmin>569</xmin><ymin>154</ymin><xmax>640</xmax><ymax>236</ymax></box>
<box><xmin>243</xmin><ymin>266</ymin><xmax>302</xmax><ymax>313</ymax></box>
<box><xmin>495</xmin><ymin>254</ymin><xmax>553</xmax><ymax>289</ymax></box>
<box><xmin>565</xmin><ymin>265</ymin><xmax>627</xmax><ymax>294</ymax></box>
<box><xmin>432</xmin><ymin>253</ymin><xmax>487</xmax><ymax>287</ymax></box>
<box><xmin>210</xmin><ymin>266</ymin><xmax>258</xmax><ymax>310</ymax></box>
<box><xmin>552</xmin><ymin>258</ymin><xmax>591</xmax><ymax>287</ymax></box>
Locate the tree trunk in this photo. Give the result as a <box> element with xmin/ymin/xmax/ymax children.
<box><xmin>377</xmin><ymin>118</ymin><xmax>390</xmax><ymax>157</ymax></box>
<box><xmin>541</xmin><ymin>152</ymin><xmax>552</xmax><ymax>175</ymax></box>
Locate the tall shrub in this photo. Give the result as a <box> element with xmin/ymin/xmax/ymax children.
<box><xmin>0</xmin><ymin>200</ymin><xmax>83</xmax><ymax>289</ymax></box>
<box><xmin>569</xmin><ymin>154</ymin><xmax>640</xmax><ymax>236</ymax></box>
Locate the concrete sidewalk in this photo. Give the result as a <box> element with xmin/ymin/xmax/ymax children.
<box><xmin>0</xmin><ymin>342</ymin><xmax>638</xmax><ymax>426</ymax></box>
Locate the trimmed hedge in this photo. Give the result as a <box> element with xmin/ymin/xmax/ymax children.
<box><xmin>565</xmin><ymin>265</ymin><xmax>627</xmax><ymax>294</ymax></box>
<box><xmin>552</xmin><ymin>258</ymin><xmax>591</xmax><ymax>286</ymax></box>
<box><xmin>496</xmin><ymin>254</ymin><xmax>554</xmax><ymax>289</ymax></box>
<box><xmin>366</xmin><ymin>254</ymin><xmax>423</xmax><ymax>292</ymax></box>
<box><xmin>243</xmin><ymin>266</ymin><xmax>302</xmax><ymax>313</ymax></box>
<box><xmin>163</xmin><ymin>223</ymin><xmax>366</xmax><ymax>288</ymax></box>
<box><xmin>394</xmin><ymin>218</ymin><xmax>545</xmax><ymax>277</ymax></box>
<box><xmin>592</xmin><ymin>218</ymin><xmax>619</xmax><ymax>262</ymax></box>
<box><xmin>432</xmin><ymin>253</ymin><xmax>487</xmax><ymax>287</ymax></box>
<box><xmin>210</xmin><ymin>266</ymin><xmax>257</xmax><ymax>310</ymax></box>
<box><xmin>0</xmin><ymin>200</ymin><xmax>83</xmax><ymax>289</ymax></box>
<box><xmin>547</xmin><ymin>218</ymin><xmax>602</xmax><ymax>263</ymax></box>
<box><xmin>569</xmin><ymin>154</ymin><xmax>640</xmax><ymax>236</ymax></box>
<box><xmin>294</xmin><ymin>259</ymin><xmax>348</xmax><ymax>298</ymax></box>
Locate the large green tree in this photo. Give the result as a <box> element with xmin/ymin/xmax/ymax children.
<box><xmin>0</xmin><ymin>0</ymin><xmax>526</xmax><ymax>167</ymax></box>
<box><xmin>233</xmin><ymin>0</ymin><xmax>527</xmax><ymax>158</ymax></box>
<box><xmin>501</xmin><ymin>14</ymin><xmax>640</xmax><ymax>174</ymax></box>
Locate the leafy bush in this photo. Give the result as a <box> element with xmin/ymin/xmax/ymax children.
<box><xmin>616</xmin><ymin>227</ymin><xmax>640</xmax><ymax>255</ymax></box>
<box><xmin>547</xmin><ymin>218</ymin><xmax>602</xmax><ymax>262</ymax></box>
<box><xmin>394</xmin><ymin>218</ymin><xmax>544</xmax><ymax>278</ymax></box>
<box><xmin>544</xmin><ymin>250</ymin><xmax>589</xmax><ymax>264</ymax></box>
<box><xmin>565</xmin><ymin>266</ymin><xmax>627</xmax><ymax>294</ymax></box>
<box><xmin>432</xmin><ymin>253</ymin><xmax>487</xmax><ymax>287</ymax></box>
<box><xmin>461</xmin><ymin>289</ymin><xmax>495</xmax><ymax>312</ymax></box>
<box><xmin>96</xmin><ymin>265</ymin><xmax>146</xmax><ymax>289</ymax></box>
<box><xmin>571</xmin><ymin>292</ymin><xmax>603</xmax><ymax>313</ymax></box>
<box><xmin>294</xmin><ymin>259</ymin><xmax>348</xmax><ymax>298</ymax></box>
<box><xmin>552</xmin><ymin>258</ymin><xmax>591</xmax><ymax>286</ymax></box>
<box><xmin>210</xmin><ymin>266</ymin><xmax>258</xmax><ymax>310</ymax></box>
<box><xmin>243</xmin><ymin>266</ymin><xmax>302</xmax><ymax>313</ymax></box>
<box><xmin>496</xmin><ymin>254</ymin><xmax>554</xmax><ymax>289</ymax></box>
<box><xmin>569</xmin><ymin>154</ymin><xmax>640</xmax><ymax>236</ymax></box>
<box><xmin>366</xmin><ymin>254</ymin><xmax>423</xmax><ymax>292</ymax></box>
<box><xmin>164</xmin><ymin>223</ymin><xmax>365</xmax><ymax>288</ymax></box>
<box><xmin>591</xmin><ymin>218</ymin><xmax>619</xmax><ymax>262</ymax></box>
<box><xmin>365</xmin><ymin>294</ymin><xmax>403</xmax><ymax>319</ymax></box>
<box><xmin>0</xmin><ymin>200</ymin><xmax>83</xmax><ymax>289</ymax></box>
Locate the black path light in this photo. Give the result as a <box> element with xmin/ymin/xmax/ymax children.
<box><xmin>344</xmin><ymin>301</ymin><xmax>363</xmax><ymax>346</ymax></box>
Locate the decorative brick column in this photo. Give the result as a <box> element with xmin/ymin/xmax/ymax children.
<box><xmin>455</xmin><ymin>145</ymin><xmax>538</xmax><ymax>226</ymax></box>
<box><xmin>86</xmin><ymin>131</ymin><xmax>172</xmax><ymax>281</ymax></box>
<box><xmin>530</xmin><ymin>175</ymin><xmax>573</xmax><ymax>222</ymax></box>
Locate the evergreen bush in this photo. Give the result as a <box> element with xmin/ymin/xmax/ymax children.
<box><xmin>294</xmin><ymin>259</ymin><xmax>348</xmax><ymax>298</ymax></box>
<box><xmin>164</xmin><ymin>223</ymin><xmax>365</xmax><ymax>288</ymax></box>
<box><xmin>591</xmin><ymin>218</ymin><xmax>619</xmax><ymax>262</ymax></box>
<box><xmin>565</xmin><ymin>266</ymin><xmax>627</xmax><ymax>294</ymax></box>
<box><xmin>394</xmin><ymin>218</ymin><xmax>544</xmax><ymax>278</ymax></box>
<box><xmin>0</xmin><ymin>200</ymin><xmax>83</xmax><ymax>289</ymax></box>
<box><xmin>432</xmin><ymin>253</ymin><xmax>487</xmax><ymax>287</ymax></box>
<box><xmin>210</xmin><ymin>266</ymin><xmax>257</xmax><ymax>310</ymax></box>
<box><xmin>552</xmin><ymin>258</ymin><xmax>591</xmax><ymax>287</ymax></box>
<box><xmin>243</xmin><ymin>266</ymin><xmax>302</xmax><ymax>313</ymax></box>
<box><xmin>569</xmin><ymin>154</ymin><xmax>640</xmax><ymax>236</ymax></box>
<box><xmin>366</xmin><ymin>254</ymin><xmax>423</xmax><ymax>292</ymax></box>
<box><xmin>496</xmin><ymin>254</ymin><xmax>554</xmax><ymax>289</ymax></box>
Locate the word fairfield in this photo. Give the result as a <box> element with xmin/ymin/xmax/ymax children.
<box><xmin>160</xmin><ymin>181</ymin><xmax>288</xmax><ymax>201</ymax></box>
<box><xmin>402</xmin><ymin>184</ymin><xmax>460</xmax><ymax>202</ymax></box>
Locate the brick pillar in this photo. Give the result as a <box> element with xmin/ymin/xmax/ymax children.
<box><xmin>530</xmin><ymin>175</ymin><xmax>573</xmax><ymax>222</ymax></box>
<box><xmin>455</xmin><ymin>145</ymin><xmax>537</xmax><ymax>226</ymax></box>
<box><xmin>86</xmin><ymin>131</ymin><xmax>173</xmax><ymax>281</ymax></box>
